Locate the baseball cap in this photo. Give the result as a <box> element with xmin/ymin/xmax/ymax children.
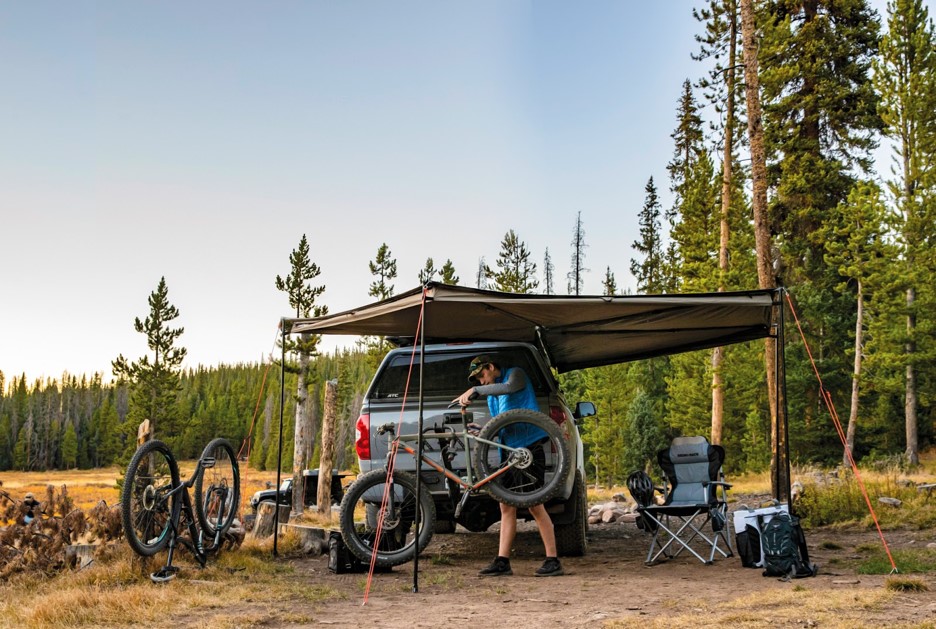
<box><xmin>468</xmin><ymin>355</ymin><xmax>494</xmax><ymax>383</ymax></box>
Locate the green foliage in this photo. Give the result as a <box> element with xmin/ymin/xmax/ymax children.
<box><xmin>368</xmin><ymin>242</ymin><xmax>397</xmax><ymax>301</ymax></box>
<box><xmin>858</xmin><ymin>548</ymin><xmax>936</xmax><ymax>574</ymax></box>
<box><xmin>111</xmin><ymin>277</ymin><xmax>186</xmax><ymax>446</ymax></box>
<box><xmin>439</xmin><ymin>259</ymin><xmax>459</xmax><ymax>285</ymax></box>
<box><xmin>630</xmin><ymin>177</ymin><xmax>665</xmax><ymax>293</ymax></box>
<box><xmin>489</xmin><ymin>229</ymin><xmax>538</xmax><ymax>294</ymax></box>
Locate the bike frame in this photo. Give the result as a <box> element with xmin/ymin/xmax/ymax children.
<box><xmin>377</xmin><ymin>407</ymin><xmax>528</xmax><ymax>519</ymax></box>
<box><xmin>154</xmin><ymin>455</ymin><xmax>230</xmax><ymax>580</ymax></box>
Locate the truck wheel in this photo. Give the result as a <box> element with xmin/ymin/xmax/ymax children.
<box><xmin>473</xmin><ymin>409</ymin><xmax>570</xmax><ymax>509</ymax></box>
<box><xmin>339</xmin><ymin>469</ymin><xmax>436</xmax><ymax>567</ymax></box>
<box><xmin>555</xmin><ymin>469</ymin><xmax>588</xmax><ymax>557</ymax></box>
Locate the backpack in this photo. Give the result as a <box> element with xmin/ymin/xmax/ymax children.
<box><xmin>327</xmin><ymin>532</ymin><xmax>368</xmax><ymax>574</ymax></box>
<box><xmin>760</xmin><ymin>511</ymin><xmax>817</xmax><ymax>579</ymax></box>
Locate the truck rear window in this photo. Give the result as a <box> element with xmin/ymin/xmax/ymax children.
<box><xmin>369</xmin><ymin>348</ymin><xmax>549</xmax><ymax>399</ymax></box>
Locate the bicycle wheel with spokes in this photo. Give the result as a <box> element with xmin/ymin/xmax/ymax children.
<box><xmin>339</xmin><ymin>469</ymin><xmax>436</xmax><ymax>567</ymax></box>
<box><xmin>121</xmin><ymin>439</ymin><xmax>181</xmax><ymax>557</ymax></box>
<box><xmin>194</xmin><ymin>438</ymin><xmax>240</xmax><ymax>539</ymax></box>
<box><xmin>473</xmin><ymin>408</ymin><xmax>571</xmax><ymax>508</ymax></box>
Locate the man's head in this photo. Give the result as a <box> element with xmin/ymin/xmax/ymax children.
<box><xmin>468</xmin><ymin>355</ymin><xmax>498</xmax><ymax>385</ymax></box>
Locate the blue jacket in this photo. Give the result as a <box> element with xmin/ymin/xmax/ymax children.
<box><xmin>485</xmin><ymin>367</ymin><xmax>546</xmax><ymax>447</ymax></box>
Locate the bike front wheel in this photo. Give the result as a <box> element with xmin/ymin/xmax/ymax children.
<box><xmin>473</xmin><ymin>408</ymin><xmax>571</xmax><ymax>508</ymax></box>
<box><xmin>339</xmin><ymin>469</ymin><xmax>436</xmax><ymax>568</ymax></box>
<box><xmin>121</xmin><ymin>439</ymin><xmax>181</xmax><ymax>557</ymax></box>
<box><xmin>194</xmin><ymin>438</ymin><xmax>241</xmax><ymax>540</ymax></box>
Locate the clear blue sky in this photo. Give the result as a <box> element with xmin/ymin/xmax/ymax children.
<box><xmin>0</xmin><ymin>1</ymin><xmax>905</xmax><ymax>384</ymax></box>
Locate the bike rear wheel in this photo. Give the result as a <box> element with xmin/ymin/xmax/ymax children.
<box><xmin>194</xmin><ymin>438</ymin><xmax>241</xmax><ymax>540</ymax></box>
<box><xmin>473</xmin><ymin>409</ymin><xmax>571</xmax><ymax>508</ymax></box>
<box><xmin>121</xmin><ymin>439</ymin><xmax>181</xmax><ymax>557</ymax></box>
<box><xmin>339</xmin><ymin>469</ymin><xmax>435</xmax><ymax>567</ymax></box>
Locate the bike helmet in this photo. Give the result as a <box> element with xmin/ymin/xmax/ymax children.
<box><xmin>627</xmin><ymin>470</ymin><xmax>655</xmax><ymax>507</ymax></box>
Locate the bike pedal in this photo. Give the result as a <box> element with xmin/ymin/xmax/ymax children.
<box><xmin>201</xmin><ymin>456</ymin><xmax>216</xmax><ymax>468</ymax></box>
<box><xmin>150</xmin><ymin>566</ymin><xmax>180</xmax><ymax>583</ymax></box>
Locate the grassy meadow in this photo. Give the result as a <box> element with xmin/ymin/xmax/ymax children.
<box><xmin>3</xmin><ymin>458</ymin><xmax>936</xmax><ymax>627</ymax></box>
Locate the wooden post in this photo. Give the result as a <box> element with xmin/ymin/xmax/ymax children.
<box><xmin>317</xmin><ymin>379</ymin><xmax>339</xmax><ymax>519</ymax></box>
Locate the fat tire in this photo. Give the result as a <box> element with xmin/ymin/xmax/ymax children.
<box><xmin>473</xmin><ymin>409</ymin><xmax>570</xmax><ymax>508</ymax></box>
<box><xmin>121</xmin><ymin>439</ymin><xmax>181</xmax><ymax>557</ymax></box>
<box><xmin>339</xmin><ymin>469</ymin><xmax>436</xmax><ymax>567</ymax></box>
<box><xmin>555</xmin><ymin>469</ymin><xmax>588</xmax><ymax>557</ymax></box>
<box><xmin>194</xmin><ymin>438</ymin><xmax>241</xmax><ymax>539</ymax></box>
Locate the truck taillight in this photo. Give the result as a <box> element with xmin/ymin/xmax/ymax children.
<box><xmin>355</xmin><ymin>413</ymin><xmax>371</xmax><ymax>460</ymax></box>
<box><xmin>549</xmin><ymin>405</ymin><xmax>567</xmax><ymax>425</ymax></box>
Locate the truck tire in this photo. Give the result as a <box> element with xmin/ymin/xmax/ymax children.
<box><xmin>473</xmin><ymin>409</ymin><xmax>571</xmax><ymax>509</ymax></box>
<box><xmin>339</xmin><ymin>469</ymin><xmax>436</xmax><ymax>567</ymax></box>
<box><xmin>555</xmin><ymin>469</ymin><xmax>588</xmax><ymax>557</ymax></box>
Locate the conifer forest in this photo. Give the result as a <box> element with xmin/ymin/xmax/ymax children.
<box><xmin>1</xmin><ymin>0</ymin><xmax>934</xmax><ymax>485</ymax></box>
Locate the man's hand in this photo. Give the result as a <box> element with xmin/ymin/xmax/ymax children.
<box><xmin>453</xmin><ymin>388</ymin><xmax>477</xmax><ymax>407</ymax></box>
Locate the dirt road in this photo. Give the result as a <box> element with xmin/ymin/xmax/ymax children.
<box><xmin>228</xmin><ymin>516</ymin><xmax>936</xmax><ymax>629</ymax></box>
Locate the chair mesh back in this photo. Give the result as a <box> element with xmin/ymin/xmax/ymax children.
<box><xmin>657</xmin><ymin>436</ymin><xmax>724</xmax><ymax>506</ymax></box>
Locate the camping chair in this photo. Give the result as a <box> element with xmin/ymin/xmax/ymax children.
<box><xmin>635</xmin><ymin>436</ymin><xmax>733</xmax><ymax>565</ymax></box>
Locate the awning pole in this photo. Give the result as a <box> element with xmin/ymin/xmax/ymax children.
<box><xmin>778</xmin><ymin>287</ymin><xmax>792</xmax><ymax>504</ymax></box>
<box><xmin>273</xmin><ymin>318</ymin><xmax>287</xmax><ymax>556</ymax></box>
<box><xmin>413</xmin><ymin>286</ymin><xmax>427</xmax><ymax>593</ymax></box>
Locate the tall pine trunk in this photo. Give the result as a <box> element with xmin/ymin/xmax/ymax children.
<box><xmin>292</xmin><ymin>332</ymin><xmax>312</xmax><ymax>515</ymax></box>
<box><xmin>906</xmin><ymin>288</ymin><xmax>919</xmax><ymax>465</ymax></box>
<box><xmin>711</xmin><ymin>0</ymin><xmax>738</xmax><ymax>447</ymax></box>
<box><xmin>317</xmin><ymin>379</ymin><xmax>339</xmax><ymax>519</ymax></box>
<box><xmin>845</xmin><ymin>279</ymin><xmax>864</xmax><ymax>467</ymax></box>
<box><xmin>741</xmin><ymin>0</ymin><xmax>784</xmax><ymax>499</ymax></box>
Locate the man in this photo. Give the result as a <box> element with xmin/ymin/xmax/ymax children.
<box><xmin>454</xmin><ymin>355</ymin><xmax>564</xmax><ymax>577</ymax></box>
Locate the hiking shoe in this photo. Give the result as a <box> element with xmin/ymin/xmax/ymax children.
<box><xmin>478</xmin><ymin>557</ymin><xmax>512</xmax><ymax>577</ymax></box>
<box><xmin>535</xmin><ymin>557</ymin><xmax>564</xmax><ymax>577</ymax></box>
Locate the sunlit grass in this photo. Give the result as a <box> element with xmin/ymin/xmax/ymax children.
<box><xmin>606</xmin><ymin>585</ymin><xmax>897</xmax><ymax>629</ymax></box>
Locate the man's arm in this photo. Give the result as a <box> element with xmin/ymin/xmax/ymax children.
<box><xmin>474</xmin><ymin>368</ymin><xmax>527</xmax><ymax>398</ymax></box>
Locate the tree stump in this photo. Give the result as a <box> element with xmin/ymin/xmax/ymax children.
<box><xmin>250</xmin><ymin>502</ymin><xmax>291</xmax><ymax>539</ymax></box>
<box><xmin>65</xmin><ymin>544</ymin><xmax>96</xmax><ymax>570</ymax></box>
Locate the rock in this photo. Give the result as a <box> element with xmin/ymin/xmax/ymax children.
<box><xmin>878</xmin><ymin>496</ymin><xmax>902</xmax><ymax>508</ymax></box>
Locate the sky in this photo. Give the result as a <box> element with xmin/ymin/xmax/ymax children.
<box><xmin>0</xmin><ymin>0</ymin><xmax>917</xmax><ymax>385</ymax></box>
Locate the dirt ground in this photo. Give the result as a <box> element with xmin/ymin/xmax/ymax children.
<box><xmin>213</xmin><ymin>506</ymin><xmax>936</xmax><ymax>629</ymax></box>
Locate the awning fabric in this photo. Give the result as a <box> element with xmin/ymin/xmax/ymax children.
<box><xmin>287</xmin><ymin>282</ymin><xmax>778</xmax><ymax>373</ymax></box>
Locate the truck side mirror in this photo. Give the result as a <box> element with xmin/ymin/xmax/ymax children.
<box><xmin>573</xmin><ymin>401</ymin><xmax>596</xmax><ymax>420</ymax></box>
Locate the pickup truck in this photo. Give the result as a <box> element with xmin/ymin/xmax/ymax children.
<box><xmin>248</xmin><ymin>469</ymin><xmax>348</xmax><ymax>513</ymax></box>
<box><xmin>353</xmin><ymin>341</ymin><xmax>595</xmax><ymax>556</ymax></box>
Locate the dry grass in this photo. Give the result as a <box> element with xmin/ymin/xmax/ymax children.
<box><xmin>0</xmin><ymin>533</ymin><xmax>345</xmax><ymax>628</ymax></box>
<box><xmin>607</xmin><ymin>586</ymin><xmax>898</xmax><ymax>629</ymax></box>
<box><xmin>0</xmin><ymin>465</ymin><xmax>282</xmax><ymax>513</ymax></box>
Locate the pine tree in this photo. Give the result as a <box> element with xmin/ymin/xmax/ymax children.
<box><xmin>418</xmin><ymin>257</ymin><xmax>437</xmax><ymax>284</ymax></box>
<box><xmin>567</xmin><ymin>212</ymin><xmax>588</xmax><ymax>295</ymax></box>
<box><xmin>820</xmin><ymin>181</ymin><xmax>893</xmax><ymax>465</ymax></box>
<box><xmin>275</xmin><ymin>234</ymin><xmax>327</xmax><ymax>514</ymax></box>
<box><xmin>740</xmin><ymin>0</ymin><xmax>783</xmax><ymax>496</ymax></box>
<box><xmin>602</xmin><ymin>267</ymin><xmax>617</xmax><ymax>296</ymax></box>
<box><xmin>112</xmin><ymin>277</ymin><xmax>187</xmax><ymax>445</ymax></box>
<box><xmin>490</xmin><ymin>230</ymin><xmax>538</xmax><ymax>294</ymax></box>
<box><xmin>630</xmin><ymin>177</ymin><xmax>665</xmax><ymax>293</ymax></box>
<box><xmin>874</xmin><ymin>0</ymin><xmax>936</xmax><ymax>465</ymax></box>
<box><xmin>439</xmin><ymin>259</ymin><xmax>459</xmax><ymax>285</ymax></box>
<box><xmin>543</xmin><ymin>248</ymin><xmax>555</xmax><ymax>295</ymax></box>
<box><xmin>694</xmin><ymin>0</ymin><xmax>747</xmax><ymax>446</ymax></box>
<box><xmin>61</xmin><ymin>422</ymin><xmax>78</xmax><ymax>469</ymax></box>
<box><xmin>368</xmin><ymin>243</ymin><xmax>397</xmax><ymax>301</ymax></box>
<box><xmin>475</xmin><ymin>257</ymin><xmax>488</xmax><ymax>290</ymax></box>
